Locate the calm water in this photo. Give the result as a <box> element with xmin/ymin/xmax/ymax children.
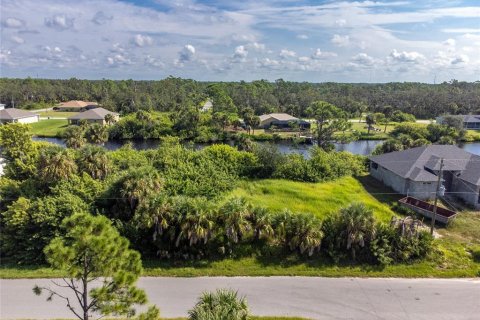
<box><xmin>32</xmin><ymin>137</ymin><xmax>480</xmax><ymax>156</ymax></box>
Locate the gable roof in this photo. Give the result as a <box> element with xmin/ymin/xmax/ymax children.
<box><xmin>259</xmin><ymin>113</ymin><xmax>299</xmax><ymax>122</ymax></box>
<box><xmin>0</xmin><ymin>108</ymin><xmax>39</xmax><ymax>120</ymax></box>
<box><xmin>57</xmin><ymin>100</ymin><xmax>98</xmax><ymax>108</ymax></box>
<box><xmin>369</xmin><ymin>145</ymin><xmax>480</xmax><ymax>185</ymax></box>
<box><xmin>68</xmin><ymin>107</ymin><xmax>118</xmax><ymax>120</ymax></box>
<box><xmin>463</xmin><ymin>115</ymin><xmax>480</xmax><ymax>123</ymax></box>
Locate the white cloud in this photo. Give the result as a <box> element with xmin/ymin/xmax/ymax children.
<box><xmin>133</xmin><ymin>34</ymin><xmax>153</xmax><ymax>47</ymax></box>
<box><xmin>311</xmin><ymin>48</ymin><xmax>337</xmax><ymax>59</ymax></box>
<box><xmin>0</xmin><ymin>49</ymin><xmax>14</xmax><ymax>66</ymax></box>
<box><xmin>335</xmin><ymin>19</ymin><xmax>347</xmax><ymax>27</ymax></box>
<box><xmin>175</xmin><ymin>44</ymin><xmax>196</xmax><ymax>66</ymax></box>
<box><xmin>297</xmin><ymin>34</ymin><xmax>308</xmax><ymax>40</ymax></box>
<box><xmin>352</xmin><ymin>53</ymin><xmax>375</xmax><ymax>66</ymax></box>
<box><xmin>233</xmin><ymin>45</ymin><xmax>248</xmax><ymax>61</ymax></box>
<box><xmin>44</xmin><ymin>14</ymin><xmax>74</xmax><ymax>31</ymax></box>
<box><xmin>331</xmin><ymin>34</ymin><xmax>350</xmax><ymax>47</ymax></box>
<box><xmin>279</xmin><ymin>49</ymin><xmax>296</xmax><ymax>58</ymax></box>
<box><xmin>107</xmin><ymin>54</ymin><xmax>132</xmax><ymax>66</ymax></box>
<box><xmin>92</xmin><ymin>11</ymin><xmax>113</xmax><ymax>25</ymax></box>
<box><xmin>442</xmin><ymin>38</ymin><xmax>456</xmax><ymax>46</ymax></box>
<box><xmin>11</xmin><ymin>36</ymin><xmax>25</xmax><ymax>44</ymax></box>
<box><xmin>451</xmin><ymin>54</ymin><xmax>469</xmax><ymax>65</ymax></box>
<box><xmin>3</xmin><ymin>17</ymin><xmax>25</xmax><ymax>28</ymax></box>
<box><xmin>145</xmin><ymin>55</ymin><xmax>164</xmax><ymax>68</ymax></box>
<box><xmin>247</xmin><ymin>42</ymin><xmax>266</xmax><ymax>51</ymax></box>
<box><xmin>389</xmin><ymin>49</ymin><xmax>425</xmax><ymax>63</ymax></box>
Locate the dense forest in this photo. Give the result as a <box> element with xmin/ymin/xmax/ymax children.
<box><xmin>1</xmin><ymin>78</ymin><xmax>479</xmax><ymax>119</ymax></box>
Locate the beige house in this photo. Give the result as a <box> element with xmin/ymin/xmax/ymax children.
<box><xmin>55</xmin><ymin>100</ymin><xmax>99</xmax><ymax>112</ymax></box>
<box><xmin>68</xmin><ymin>108</ymin><xmax>119</xmax><ymax>125</ymax></box>
<box><xmin>258</xmin><ymin>113</ymin><xmax>311</xmax><ymax>129</ymax></box>
<box><xmin>0</xmin><ymin>107</ymin><xmax>39</xmax><ymax>124</ymax></box>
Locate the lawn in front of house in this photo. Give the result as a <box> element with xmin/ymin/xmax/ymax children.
<box><xmin>29</xmin><ymin>119</ymin><xmax>68</xmax><ymax>137</ymax></box>
<box><xmin>38</xmin><ymin>111</ymin><xmax>78</xmax><ymax>118</ymax></box>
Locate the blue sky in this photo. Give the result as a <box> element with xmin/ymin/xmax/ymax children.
<box><xmin>1</xmin><ymin>0</ymin><xmax>479</xmax><ymax>82</ymax></box>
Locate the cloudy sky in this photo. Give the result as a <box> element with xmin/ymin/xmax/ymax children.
<box><xmin>1</xmin><ymin>0</ymin><xmax>479</xmax><ymax>82</ymax></box>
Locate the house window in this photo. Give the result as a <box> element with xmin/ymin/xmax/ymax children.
<box><xmin>372</xmin><ymin>162</ymin><xmax>378</xmax><ymax>170</ymax></box>
<box><xmin>423</xmin><ymin>182</ymin><xmax>432</xmax><ymax>185</ymax></box>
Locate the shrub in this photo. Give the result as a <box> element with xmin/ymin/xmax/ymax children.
<box><xmin>188</xmin><ymin>289</ymin><xmax>249</xmax><ymax>320</ymax></box>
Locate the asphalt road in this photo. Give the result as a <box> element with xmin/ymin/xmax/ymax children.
<box><xmin>1</xmin><ymin>277</ymin><xmax>479</xmax><ymax>319</ymax></box>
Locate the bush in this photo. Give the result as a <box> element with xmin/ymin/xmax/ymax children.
<box><xmin>189</xmin><ymin>289</ymin><xmax>249</xmax><ymax>320</ymax></box>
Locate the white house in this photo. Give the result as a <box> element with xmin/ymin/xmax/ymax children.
<box><xmin>0</xmin><ymin>108</ymin><xmax>39</xmax><ymax>124</ymax></box>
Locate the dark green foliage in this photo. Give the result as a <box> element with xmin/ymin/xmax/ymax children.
<box><xmin>109</xmin><ymin>111</ymin><xmax>173</xmax><ymax>139</ymax></box>
<box><xmin>390</xmin><ymin>111</ymin><xmax>416</xmax><ymax>122</ymax></box>
<box><xmin>34</xmin><ymin>212</ymin><xmax>157</xmax><ymax>320</ymax></box>
<box><xmin>273</xmin><ymin>148</ymin><xmax>366</xmax><ymax>182</ymax></box>
<box><xmin>1</xmin><ymin>194</ymin><xmax>90</xmax><ymax>263</ymax></box>
<box><xmin>0</xmin><ymin>123</ymin><xmax>39</xmax><ymax>179</ymax></box>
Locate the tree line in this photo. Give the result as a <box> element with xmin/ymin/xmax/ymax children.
<box><xmin>1</xmin><ymin>77</ymin><xmax>479</xmax><ymax>119</ymax></box>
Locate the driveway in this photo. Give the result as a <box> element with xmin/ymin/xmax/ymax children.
<box><xmin>1</xmin><ymin>277</ymin><xmax>478</xmax><ymax>319</ymax></box>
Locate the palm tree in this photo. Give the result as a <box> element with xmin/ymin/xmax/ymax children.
<box><xmin>365</xmin><ymin>113</ymin><xmax>376</xmax><ymax>135</ymax></box>
<box><xmin>219</xmin><ymin>197</ymin><xmax>252</xmax><ymax>244</ymax></box>
<box><xmin>174</xmin><ymin>197</ymin><xmax>215</xmax><ymax>248</ymax></box>
<box><xmin>77</xmin><ymin>145</ymin><xmax>111</xmax><ymax>180</ymax></box>
<box><xmin>189</xmin><ymin>289</ymin><xmax>249</xmax><ymax>320</ymax></box>
<box><xmin>339</xmin><ymin>202</ymin><xmax>376</xmax><ymax>260</ymax></box>
<box><xmin>119</xmin><ymin>166</ymin><xmax>163</xmax><ymax>213</ymax></box>
<box><xmin>250</xmin><ymin>207</ymin><xmax>274</xmax><ymax>241</ymax></box>
<box><xmin>37</xmin><ymin>146</ymin><xmax>77</xmax><ymax>182</ymax></box>
<box><xmin>86</xmin><ymin>123</ymin><xmax>109</xmax><ymax>145</ymax></box>
<box><xmin>104</xmin><ymin>113</ymin><xmax>116</xmax><ymax>125</ymax></box>
<box><xmin>282</xmin><ymin>211</ymin><xmax>323</xmax><ymax>256</ymax></box>
<box><xmin>63</xmin><ymin>125</ymin><xmax>86</xmax><ymax>149</ymax></box>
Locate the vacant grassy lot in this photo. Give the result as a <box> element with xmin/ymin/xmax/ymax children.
<box><xmin>38</xmin><ymin>111</ymin><xmax>78</xmax><ymax>118</ymax></box>
<box><xmin>229</xmin><ymin>176</ymin><xmax>395</xmax><ymax>222</ymax></box>
<box><xmin>1</xmin><ymin>177</ymin><xmax>478</xmax><ymax>279</ymax></box>
<box><xmin>30</xmin><ymin>119</ymin><xmax>68</xmax><ymax>137</ymax></box>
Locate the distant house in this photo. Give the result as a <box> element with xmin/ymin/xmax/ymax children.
<box><xmin>201</xmin><ymin>100</ymin><xmax>213</xmax><ymax>112</ymax></box>
<box><xmin>369</xmin><ymin>145</ymin><xmax>480</xmax><ymax>209</ymax></box>
<box><xmin>258</xmin><ymin>113</ymin><xmax>310</xmax><ymax>129</ymax></box>
<box><xmin>436</xmin><ymin>115</ymin><xmax>480</xmax><ymax>130</ymax></box>
<box><xmin>68</xmin><ymin>108</ymin><xmax>119</xmax><ymax>125</ymax></box>
<box><xmin>0</xmin><ymin>107</ymin><xmax>39</xmax><ymax>124</ymax></box>
<box><xmin>55</xmin><ymin>100</ymin><xmax>99</xmax><ymax>112</ymax></box>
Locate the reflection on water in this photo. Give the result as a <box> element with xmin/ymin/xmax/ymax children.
<box><xmin>32</xmin><ymin>137</ymin><xmax>480</xmax><ymax>157</ymax></box>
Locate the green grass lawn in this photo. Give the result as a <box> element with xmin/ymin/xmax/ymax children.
<box><xmin>29</xmin><ymin>119</ymin><xmax>68</xmax><ymax>137</ymax></box>
<box><xmin>38</xmin><ymin>111</ymin><xmax>78</xmax><ymax>118</ymax></box>
<box><xmin>229</xmin><ymin>176</ymin><xmax>395</xmax><ymax>222</ymax></box>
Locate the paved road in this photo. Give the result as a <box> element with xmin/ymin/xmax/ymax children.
<box><xmin>1</xmin><ymin>277</ymin><xmax>479</xmax><ymax>319</ymax></box>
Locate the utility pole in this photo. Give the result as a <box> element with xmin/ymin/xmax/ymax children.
<box><xmin>430</xmin><ymin>158</ymin><xmax>444</xmax><ymax>235</ymax></box>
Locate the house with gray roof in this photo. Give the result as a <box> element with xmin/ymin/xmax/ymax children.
<box><xmin>436</xmin><ymin>115</ymin><xmax>480</xmax><ymax>130</ymax></box>
<box><xmin>0</xmin><ymin>107</ymin><xmax>39</xmax><ymax>124</ymax></box>
<box><xmin>258</xmin><ymin>113</ymin><xmax>310</xmax><ymax>130</ymax></box>
<box><xmin>68</xmin><ymin>107</ymin><xmax>119</xmax><ymax>125</ymax></box>
<box><xmin>369</xmin><ymin>145</ymin><xmax>480</xmax><ymax>209</ymax></box>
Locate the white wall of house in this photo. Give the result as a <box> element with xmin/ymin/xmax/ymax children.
<box><xmin>17</xmin><ymin>115</ymin><xmax>39</xmax><ymax>124</ymax></box>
